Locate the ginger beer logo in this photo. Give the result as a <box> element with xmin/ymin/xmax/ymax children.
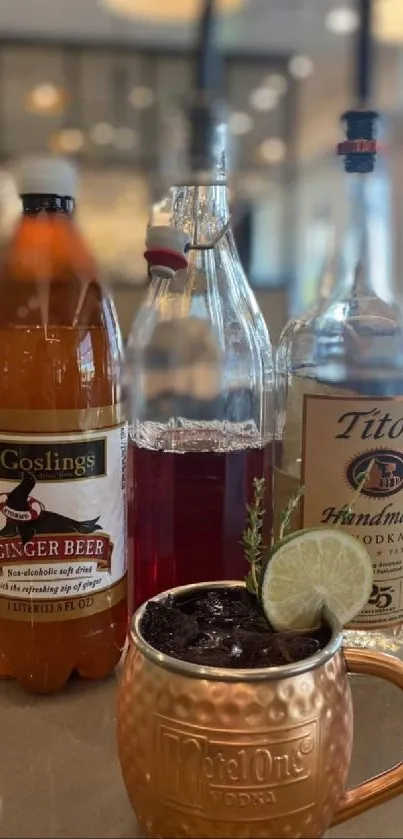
<box><xmin>0</xmin><ymin>472</ymin><xmax>112</xmax><ymax>572</ymax></box>
<box><xmin>0</xmin><ymin>472</ymin><xmax>103</xmax><ymax>543</ymax></box>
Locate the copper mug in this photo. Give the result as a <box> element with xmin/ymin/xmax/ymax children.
<box><xmin>117</xmin><ymin>581</ymin><xmax>403</xmax><ymax>838</ymax></box>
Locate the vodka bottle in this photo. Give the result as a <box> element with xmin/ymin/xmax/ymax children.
<box><xmin>275</xmin><ymin>109</ymin><xmax>403</xmax><ymax>655</ymax></box>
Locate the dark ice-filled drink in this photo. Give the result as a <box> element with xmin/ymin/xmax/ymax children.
<box><xmin>140</xmin><ymin>585</ymin><xmax>329</xmax><ymax>669</ymax></box>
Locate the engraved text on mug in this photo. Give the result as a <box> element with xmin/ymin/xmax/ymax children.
<box><xmin>154</xmin><ymin>717</ymin><xmax>317</xmax><ymax>821</ymax></box>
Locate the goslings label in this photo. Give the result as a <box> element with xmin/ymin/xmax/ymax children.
<box><xmin>0</xmin><ymin>425</ymin><xmax>127</xmax><ymax>621</ymax></box>
<box><xmin>301</xmin><ymin>397</ymin><xmax>403</xmax><ymax>628</ymax></box>
<box><xmin>0</xmin><ymin>439</ymin><xmax>106</xmax><ymax>481</ymax></box>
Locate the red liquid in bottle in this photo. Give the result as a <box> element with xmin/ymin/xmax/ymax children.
<box><xmin>128</xmin><ymin>422</ymin><xmax>273</xmax><ymax>614</ymax></box>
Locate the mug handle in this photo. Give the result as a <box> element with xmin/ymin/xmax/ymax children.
<box><xmin>332</xmin><ymin>647</ymin><xmax>403</xmax><ymax>827</ymax></box>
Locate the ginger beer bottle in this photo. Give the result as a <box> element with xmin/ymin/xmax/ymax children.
<box><xmin>0</xmin><ymin>157</ymin><xmax>127</xmax><ymax>693</ymax></box>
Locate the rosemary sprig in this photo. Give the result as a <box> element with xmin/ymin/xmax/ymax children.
<box><xmin>241</xmin><ymin>477</ymin><xmax>266</xmax><ymax>596</ymax></box>
<box><xmin>339</xmin><ymin>458</ymin><xmax>375</xmax><ymax>522</ymax></box>
<box><xmin>241</xmin><ymin>458</ymin><xmax>375</xmax><ymax>599</ymax></box>
<box><xmin>279</xmin><ymin>485</ymin><xmax>306</xmax><ymax>541</ymax></box>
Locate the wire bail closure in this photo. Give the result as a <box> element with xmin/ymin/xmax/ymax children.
<box><xmin>186</xmin><ymin>217</ymin><xmax>232</xmax><ymax>251</ymax></box>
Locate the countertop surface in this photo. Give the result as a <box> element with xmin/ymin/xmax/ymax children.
<box><xmin>0</xmin><ymin>665</ymin><xmax>402</xmax><ymax>839</ymax></box>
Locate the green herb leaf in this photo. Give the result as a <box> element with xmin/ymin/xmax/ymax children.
<box><xmin>337</xmin><ymin>458</ymin><xmax>375</xmax><ymax>522</ymax></box>
<box><xmin>241</xmin><ymin>477</ymin><xmax>267</xmax><ymax>596</ymax></box>
<box><xmin>279</xmin><ymin>485</ymin><xmax>306</xmax><ymax>541</ymax></box>
<box><xmin>241</xmin><ymin>457</ymin><xmax>374</xmax><ymax>602</ymax></box>
<box><xmin>355</xmin><ymin>471</ymin><xmax>369</xmax><ymax>484</ymax></box>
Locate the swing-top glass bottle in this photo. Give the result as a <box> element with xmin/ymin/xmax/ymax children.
<box><xmin>125</xmin><ymin>103</ymin><xmax>274</xmax><ymax>613</ymax></box>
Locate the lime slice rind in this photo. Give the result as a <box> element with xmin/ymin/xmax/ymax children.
<box><xmin>260</xmin><ymin>527</ymin><xmax>374</xmax><ymax>631</ymax></box>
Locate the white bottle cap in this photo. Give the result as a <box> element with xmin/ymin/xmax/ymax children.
<box><xmin>146</xmin><ymin>225</ymin><xmax>191</xmax><ymax>255</ymax></box>
<box><xmin>18</xmin><ymin>156</ymin><xmax>78</xmax><ymax>198</ymax></box>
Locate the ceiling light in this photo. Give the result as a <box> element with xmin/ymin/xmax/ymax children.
<box><xmin>26</xmin><ymin>83</ymin><xmax>65</xmax><ymax>115</ymax></box>
<box><xmin>263</xmin><ymin>74</ymin><xmax>288</xmax><ymax>95</ymax></box>
<box><xmin>114</xmin><ymin>127</ymin><xmax>138</xmax><ymax>150</ymax></box>
<box><xmin>288</xmin><ymin>55</ymin><xmax>314</xmax><ymax>79</ymax></box>
<box><xmin>128</xmin><ymin>85</ymin><xmax>155</xmax><ymax>109</ymax></box>
<box><xmin>49</xmin><ymin>129</ymin><xmax>85</xmax><ymax>154</ymax></box>
<box><xmin>249</xmin><ymin>88</ymin><xmax>279</xmax><ymax>113</ymax></box>
<box><xmin>258</xmin><ymin>138</ymin><xmax>286</xmax><ymax>165</ymax></box>
<box><xmin>325</xmin><ymin>7</ymin><xmax>359</xmax><ymax>34</ymax></box>
<box><xmin>102</xmin><ymin>0</ymin><xmax>242</xmax><ymax>22</ymax></box>
<box><xmin>90</xmin><ymin>122</ymin><xmax>116</xmax><ymax>145</ymax></box>
<box><xmin>228</xmin><ymin>111</ymin><xmax>254</xmax><ymax>136</ymax></box>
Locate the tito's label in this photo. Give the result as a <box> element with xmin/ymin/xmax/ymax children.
<box><xmin>0</xmin><ymin>426</ymin><xmax>127</xmax><ymax>622</ymax></box>
<box><xmin>301</xmin><ymin>396</ymin><xmax>403</xmax><ymax>629</ymax></box>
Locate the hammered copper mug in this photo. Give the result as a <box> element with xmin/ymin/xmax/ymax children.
<box><xmin>117</xmin><ymin>581</ymin><xmax>403</xmax><ymax>839</ymax></box>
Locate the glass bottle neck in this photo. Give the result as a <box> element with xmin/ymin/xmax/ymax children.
<box><xmin>21</xmin><ymin>194</ymin><xmax>75</xmax><ymax>216</ymax></box>
<box><xmin>338</xmin><ymin>164</ymin><xmax>393</xmax><ymax>303</ymax></box>
<box><xmin>170</xmin><ymin>182</ymin><xmax>230</xmax><ymax>247</ymax></box>
<box><xmin>312</xmin><ymin>221</ymin><xmax>338</xmax><ymax>307</ymax></box>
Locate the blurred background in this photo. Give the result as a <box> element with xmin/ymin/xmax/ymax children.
<box><xmin>0</xmin><ymin>0</ymin><xmax>402</xmax><ymax>339</ymax></box>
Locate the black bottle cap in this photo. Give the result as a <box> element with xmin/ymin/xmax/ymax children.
<box><xmin>337</xmin><ymin>109</ymin><xmax>379</xmax><ymax>173</ymax></box>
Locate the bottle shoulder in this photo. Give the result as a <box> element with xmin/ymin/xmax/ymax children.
<box><xmin>1</xmin><ymin>214</ymin><xmax>96</xmax><ymax>275</ymax></box>
<box><xmin>127</xmin><ymin>290</ymin><xmax>273</xmax><ymax>369</ymax></box>
<box><xmin>276</xmin><ymin>292</ymin><xmax>403</xmax><ymax>385</ymax></box>
<box><xmin>0</xmin><ymin>216</ymin><xmax>121</xmax><ymax>333</ymax></box>
<box><xmin>313</xmin><ymin>294</ymin><xmax>403</xmax><ymax>333</ymax></box>
<box><xmin>0</xmin><ymin>216</ymin><xmax>123</xmax><ymax>410</ymax></box>
<box><xmin>277</xmin><ymin>317</ymin><xmax>305</xmax><ymax>347</ymax></box>
<box><xmin>128</xmin><ymin>249</ymin><xmax>272</xmax><ymax>357</ymax></box>
<box><xmin>126</xmin><ymin>216</ymin><xmax>274</xmax><ymax>429</ymax></box>
<box><xmin>277</xmin><ymin>298</ymin><xmax>329</xmax><ymax>351</ymax></box>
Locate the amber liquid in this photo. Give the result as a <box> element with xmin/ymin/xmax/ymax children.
<box><xmin>0</xmin><ymin>212</ymin><xmax>127</xmax><ymax>693</ymax></box>
<box><xmin>128</xmin><ymin>423</ymin><xmax>273</xmax><ymax>615</ymax></box>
